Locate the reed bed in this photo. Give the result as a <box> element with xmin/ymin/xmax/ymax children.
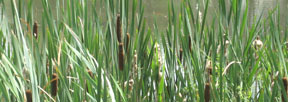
<box><xmin>0</xmin><ymin>0</ymin><xmax>287</xmax><ymax>101</ymax></box>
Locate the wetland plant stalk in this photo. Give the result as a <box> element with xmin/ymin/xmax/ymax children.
<box><xmin>282</xmin><ymin>77</ymin><xmax>288</xmax><ymax>102</ymax></box>
<box><xmin>51</xmin><ymin>73</ymin><xmax>58</xmax><ymax>97</ymax></box>
<box><xmin>25</xmin><ymin>90</ymin><xmax>32</xmax><ymax>102</ymax></box>
<box><xmin>126</xmin><ymin>33</ymin><xmax>130</xmax><ymax>53</ymax></box>
<box><xmin>119</xmin><ymin>43</ymin><xmax>124</xmax><ymax>71</ymax></box>
<box><xmin>33</xmin><ymin>22</ymin><xmax>38</xmax><ymax>39</ymax></box>
<box><xmin>205</xmin><ymin>82</ymin><xmax>210</xmax><ymax>102</ymax></box>
<box><xmin>117</xmin><ymin>14</ymin><xmax>122</xmax><ymax>43</ymax></box>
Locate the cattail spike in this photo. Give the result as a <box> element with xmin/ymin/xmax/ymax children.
<box><xmin>179</xmin><ymin>48</ymin><xmax>183</xmax><ymax>61</ymax></box>
<box><xmin>33</xmin><ymin>22</ymin><xmax>38</xmax><ymax>39</ymax></box>
<box><xmin>88</xmin><ymin>70</ymin><xmax>93</xmax><ymax>77</ymax></box>
<box><xmin>117</xmin><ymin>14</ymin><xmax>122</xmax><ymax>43</ymax></box>
<box><xmin>51</xmin><ymin>73</ymin><xmax>58</xmax><ymax>97</ymax></box>
<box><xmin>25</xmin><ymin>90</ymin><xmax>32</xmax><ymax>102</ymax></box>
<box><xmin>282</xmin><ymin>77</ymin><xmax>288</xmax><ymax>102</ymax></box>
<box><xmin>118</xmin><ymin>43</ymin><xmax>124</xmax><ymax>71</ymax></box>
<box><xmin>204</xmin><ymin>83</ymin><xmax>210</xmax><ymax>102</ymax></box>
<box><xmin>126</xmin><ymin>33</ymin><xmax>130</xmax><ymax>53</ymax></box>
<box><xmin>188</xmin><ymin>36</ymin><xmax>192</xmax><ymax>52</ymax></box>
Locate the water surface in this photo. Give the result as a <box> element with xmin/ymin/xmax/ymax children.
<box><xmin>2</xmin><ymin>0</ymin><xmax>288</xmax><ymax>30</ymax></box>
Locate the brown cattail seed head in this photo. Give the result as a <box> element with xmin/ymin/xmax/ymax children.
<box><xmin>51</xmin><ymin>73</ymin><xmax>58</xmax><ymax>97</ymax></box>
<box><xmin>179</xmin><ymin>48</ymin><xmax>183</xmax><ymax>61</ymax></box>
<box><xmin>117</xmin><ymin>14</ymin><xmax>122</xmax><ymax>43</ymax></box>
<box><xmin>188</xmin><ymin>36</ymin><xmax>192</xmax><ymax>52</ymax></box>
<box><xmin>33</xmin><ymin>22</ymin><xmax>38</xmax><ymax>39</ymax></box>
<box><xmin>282</xmin><ymin>77</ymin><xmax>288</xmax><ymax>102</ymax></box>
<box><xmin>118</xmin><ymin>43</ymin><xmax>124</xmax><ymax>71</ymax></box>
<box><xmin>88</xmin><ymin>70</ymin><xmax>93</xmax><ymax>77</ymax></box>
<box><xmin>204</xmin><ymin>83</ymin><xmax>210</xmax><ymax>102</ymax></box>
<box><xmin>25</xmin><ymin>90</ymin><xmax>32</xmax><ymax>102</ymax></box>
<box><xmin>119</xmin><ymin>43</ymin><xmax>124</xmax><ymax>52</ymax></box>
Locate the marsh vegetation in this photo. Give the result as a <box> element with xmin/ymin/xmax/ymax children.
<box><xmin>0</xmin><ymin>0</ymin><xmax>288</xmax><ymax>101</ymax></box>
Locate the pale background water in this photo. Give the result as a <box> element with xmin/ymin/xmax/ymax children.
<box><xmin>2</xmin><ymin>0</ymin><xmax>288</xmax><ymax>30</ymax></box>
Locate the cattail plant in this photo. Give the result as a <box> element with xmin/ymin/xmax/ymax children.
<box><xmin>124</xmin><ymin>79</ymin><xmax>134</xmax><ymax>91</ymax></box>
<box><xmin>86</xmin><ymin>69</ymin><xmax>94</xmax><ymax>93</ymax></box>
<box><xmin>125</xmin><ymin>33</ymin><xmax>130</xmax><ymax>53</ymax></box>
<box><xmin>132</xmin><ymin>50</ymin><xmax>138</xmax><ymax>78</ymax></box>
<box><xmin>33</xmin><ymin>22</ymin><xmax>38</xmax><ymax>39</ymax></box>
<box><xmin>206</xmin><ymin>60</ymin><xmax>212</xmax><ymax>76</ymax></box>
<box><xmin>88</xmin><ymin>70</ymin><xmax>93</xmax><ymax>77</ymax></box>
<box><xmin>118</xmin><ymin>43</ymin><xmax>124</xmax><ymax>71</ymax></box>
<box><xmin>51</xmin><ymin>73</ymin><xmax>58</xmax><ymax>97</ymax></box>
<box><xmin>124</xmin><ymin>51</ymin><xmax>137</xmax><ymax>92</ymax></box>
<box><xmin>207</xmin><ymin>66</ymin><xmax>212</xmax><ymax>76</ymax></box>
<box><xmin>271</xmin><ymin>71</ymin><xmax>279</xmax><ymax>92</ymax></box>
<box><xmin>207</xmin><ymin>66</ymin><xmax>212</xmax><ymax>82</ymax></box>
<box><xmin>282</xmin><ymin>77</ymin><xmax>288</xmax><ymax>102</ymax></box>
<box><xmin>253</xmin><ymin>36</ymin><xmax>263</xmax><ymax>51</ymax></box>
<box><xmin>25</xmin><ymin>90</ymin><xmax>32</xmax><ymax>102</ymax></box>
<box><xmin>188</xmin><ymin>36</ymin><xmax>192</xmax><ymax>52</ymax></box>
<box><xmin>179</xmin><ymin>48</ymin><xmax>183</xmax><ymax>61</ymax></box>
<box><xmin>204</xmin><ymin>82</ymin><xmax>210</xmax><ymax>102</ymax></box>
<box><xmin>252</xmin><ymin>36</ymin><xmax>263</xmax><ymax>61</ymax></box>
<box><xmin>117</xmin><ymin>14</ymin><xmax>122</xmax><ymax>43</ymax></box>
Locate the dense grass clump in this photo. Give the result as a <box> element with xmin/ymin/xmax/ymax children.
<box><xmin>0</xmin><ymin>0</ymin><xmax>288</xmax><ymax>101</ymax></box>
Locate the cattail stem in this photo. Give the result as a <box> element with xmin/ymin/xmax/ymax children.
<box><xmin>25</xmin><ymin>90</ymin><xmax>32</xmax><ymax>102</ymax></box>
<box><xmin>204</xmin><ymin>83</ymin><xmax>210</xmax><ymax>102</ymax></box>
<box><xmin>51</xmin><ymin>73</ymin><xmax>58</xmax><ymax>97</ymax></box>
<box><xmin>117</xmin><ymin>14</ymin><xmax>122</xmax><ymax>43</ymax></box>
<box><xmin>282</xmin><ymin>77</ymin><xmax>288</xmax><ymax>102</ymax></box>
<box><xmin>33</xmin><ymin>22</ymin><xmax>38</xmax><ymax>39</ymax></box>
<box><xmin>118</xmin><ymin>43</ymin><xmax>124</xmax><ymax>71</ymax></box>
